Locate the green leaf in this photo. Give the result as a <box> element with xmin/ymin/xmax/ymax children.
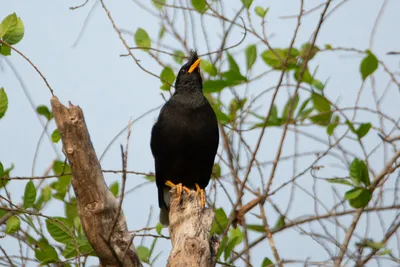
<box><xmin>325</xmin><ymin>44</ymin><xmax>332</xmax><ymax>50</ymax></box>
<box><xmin>356</xmin><ymin>123</ymin><xmax>371</xmax><ymax>139</ymax></box>
<box><xmin>0</xmin><ymin>88</ymin><xmax>8</xmax><ymax>119</ymax></box>
<box><xmin>51</xmin><ymin>129</ymin><xmax>60</xmax><ymax>143</ymax></box>
<box><xmin>229</xmin><ymin>227</ymin><xmax>243</xmax><ymax>245</ymax></box>
<box><xmin>310</xmin><ymin>93</ymin><xmax>331</xmax><ymax>126</ymax></box>
<box><xmin>6</xmin><ymin>215</ymin><xmax>20</xmax><ymax>234</ymax></box>
<box><xmin>23</xmin><ymin>214</ymin><xmax>39</xmax><ymax>234</ymax></box>
<box><xmin>273</xmin><ymin>216</ymin><xmax>285</xmax><ymax>231</ymax></box>
<box><xmin>51</xmin><ymin>161</ymin><xmax>72</xmax><ymax>200</ymax></box>
<box><xmin>0</xmin><ymin>162</ymin><xmax>3</xmax><ymax>178</ymax></box>
<box><xmin>241</xmin><ymin>0</ymin><xmax>253</xmax><ymax>9</ymax></box>
<box><xmin>35</xmin><ymin>240</ymin><xmax>59</xmax><ymax>264</ymax></box>
<box><xmin>221</xmin><ymin>70</ymin><xmax>247</xmax><ymax>86</ymax></box>
<box><xmin>211</xmin><ymin>208</ymin><xmax>228</xmax><ymax>235</ymax></box>
<box><xmin>296</xmin><ymin>98</ymin><xmax>310</xmax><ymax>118</ymax></box>
<box><xmin>160</xmin><ymin>66</ymin><xmax>175</xmax><ymax>91</ymax></box>
<box><xmin>294</xmin><ymin>66</ymin><xmax>313</xmax><ymax>84</ymax></box>
<box><xmin>326</xmin><ymin>178</ymin><xmax>353</xmax><ymax>186</ymax></box>
<box><xmin>255</xmin><ymin>6</ymin><xmax>268</xmax><ymax>18</ymax></box>
<box><xmin>300</xmin><ymin>43</ymin><xmax>319</xmax><ymax>60</ymax></box>
<box><xmin>312</xmin><ymin>93</ymin><xmax>330</xmax><ymax>112</ymax></box>
<box><xmin>0</xmin><ymin>164</ymin><xmax>14</xmax><ymax>189</ymax></box>
<box><xmin>247</xmin><ymin>224</ymin><xmax>265</xmax><ymax>233</ymax></box>
<box><xmin>224</xmin><ymin>237</ymin><xmax>237</xmax><ymax>261</ymax></box>
<box><xmin>134</xmin><ymin>28</ymin><xmax>151</xmax><ymax>51</ymax></box>
<box><xmin>344</xmin><ymin>188</ymin><xmax>364</xmax><ymax>200</ymax></box>
<box><xmin>0</xmin><ymin>14</ymin><xmax>17</xmax><ymax>38</ymax></box>
<box><xmin>349</xmin><ymin>158</ymin><xmax>370</xmax><ymax>187</ymax></box>
<box><xmin>211</xmin><ymin>163</ymin><xmax>221</xmax><ymax>179</ymax></box>
<box><xmin>42</xmin><ymin>186</ymin><xmax>52</xmax><ymax>202</ymax></box>
<box><xmin>347</xmin><ymin>188</ymin><xmax>372</xmax><ymax>208</ymax></box>
<box><xmin>312</xmin><ymin>79</ymin><xmax>325</xmax><ymax>91</ymax></box>
<box><xmin>65</xmin><ymin>200</ymin><xmax>78</xmax><ymax>224</ymax></box>
<box><xmin>360</xmin><ymin>51</ymin><xmax>378</xmax><ymax>81</ymax></box>
<box><xmin>262</xmin><ymin>257</ymin><xmax>274</xmax><ymax>267</ymax></box>
<box><xmin>261</xmin><ymin>48</ymin><xmax>299</xmax><ymax>70</ymax></box>
<box><xmin>0</xmin><ymin>44</ymin><xmax>11</xmax><ymax>56</ymax></box>
<box><xmin>152</xmin><ymin>0</ymin><xmax>166</xmax><ymax>10</ymax></box>
<box><xmin>346</xmin><ymin>120</ymin><xmax>357</xmax><ymax>133</ymax></box>
<box><xmin>229</xmin><ymin>98</ymin><xmax>247</xmax><ymax>119</ymax></box>
<box><xmin>365</xmin><ymin>241</ymin><xmax>385</xmax><ymax>250</ymax></box>
<box><xmin>46</xmin><ymin>218</ymin><xmax>74</xmax><ymax>244</ymax></box>
<box><xmin>224</xmin><ymin>228</ymin><xmax>243</xmax><ymax>260</ymax></box>
<box><xmin>326</xmin><ymin>115</ymin><xmax>340</xmax><ymax>136</ymax></box>
<box><xmin>216</xmin><ymin>236</ymin><xmax>228</xmax><ymax>261</ymax></box>
<box><xmin>282</xmin><ymin>94</ymin><xmax>299</xmax><ymax>121</ymax></box>
<box><xmin>158</xmin><ymin>26</ymin><xmax>165</xmax><ymax>40</ymax></box>
<box><xmin>145</xmin><ymin>175</ymin><xmax>155</xmax><ymax>182</ymax></box>
<box><xmin>137</xmin><ymin>246</ymin><xmax>150</xmax><ymax>263</ymax></box>
<box><xmin>227</xmin><ymin>52</ymin><xmax>240</xmax><ymax>73</ymax></box>
<box><xmin>156</xmin><ymin>222</ymin><xmax>163</xmax><ymax>235</ymax></box>
<box><xmin>214</xmin><ymin>108</ymin><xmax>230</xmax><ymax>123</ymax></box>
<box><xmin>299</xmin><ymin>107</ymin><xmax>313</xmax><ymax>122</ymax></box>
<box><xmin>191</xmin><ymin>0</ymin><xmax>207</xmax><ymax>14</ymax></box>
<box><xmin>253</xmin><ymin>105</ymin><xmax>282</xmax><ymax>127</ymax></box>
<box><xmin>63</xmin><ymin>237</ymin><xmax>94</xmax><ymax>259</ymax></box>
<box><xmin>200</xmin><ymin>60</ymin><xmax>217</xmax><ymax>76</ymax></box>
<box><xmin>378</xmin><ymin>249</ymin><xmax>391</xmax><ymax>255</ymax></box>
<box><xmin>222</xmin><ymin>53</ymin><xmax>246</xmax><ymax>86</ymax></box>
<box><xmin>1</xmin><ymin>13</ymin><xmax>24</xmax><ymax>45</ymax></box>
<box><xmin>109</xmin><ymin>181</ymin><xmax>119</xmax><ymax>197</ymax></box>
<box><xmin>173</xmin><ymin>50</ymin><xmax>185</xmax><ymax>64</ymax></box>
<box><xmin>36</xmin><ymin>105</ymin><xmax>53</xmax><ymax>121</ymax></box>
<box><xmin>245</xmin><ymin>44</ymin><xmax>257</xmax><ymax>71</ymax></box>
<box><xmin>203</xmin><ymin>80</ymin><xmax>228</xmax><ymax>93</ymax></box>
<box><xmin>23</xmin><ymin>181</ymin><xmax>36</xmax><ymax>208</ymax></box>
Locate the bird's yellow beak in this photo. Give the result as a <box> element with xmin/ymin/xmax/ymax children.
<box><xmin>188</xmin><ymin>58</ymin><xmax>201</xmax><ymax>74</ymax></box>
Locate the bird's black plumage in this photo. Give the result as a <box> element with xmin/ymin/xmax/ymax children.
<box><xmin>150</xmin><ymin>51</ymin><xmax>219</xmax><ymax>225</ymax></box>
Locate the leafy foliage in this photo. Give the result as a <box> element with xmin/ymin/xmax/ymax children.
<box><xmin>360</xmin><ymin>51</ymin><xmax>378</xmax><ymax>81</ymax></box>
<box><xmin>0</xmin><ymin>13</ymin><xmax>24</xmax><ymax>55</ymax></box>
<box><xmin>0</xmin><ymin>88</ymin><xmax>8</xmax><ymax>119</ymax></box>
<box><xmin>134</xmin><ymin>28</ymin><xmax>151</xmax><ymax>51</ymax></box>
<box><xmin>160</xmin><ymin>66</ymin><xmax>176</xmax><ymax>91</ymax></box>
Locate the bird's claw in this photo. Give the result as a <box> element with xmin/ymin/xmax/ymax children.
<box><xmin>195</xmin><ymin>184</ymin><xmax>206</xmax><ymax>208</ymax></box>
<box><xmin>183</xmin><ymin>186</ymin><xmax>191</xmax><ymax>194</ymax></box>
<box><xmin>165</xmin><ymin>181</ymin><xmax>186</xmax><ymax>200</ymax></box>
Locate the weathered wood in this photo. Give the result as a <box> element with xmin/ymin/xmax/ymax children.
<box><xmin>167</xmin><ymin>189</ymin><xmax>219</xmax><ymax>267</ymax></box>
<box><xmin>51</xmin><ymin>97</ymin><xmax>141</xmax><ymax>267</ymax></box>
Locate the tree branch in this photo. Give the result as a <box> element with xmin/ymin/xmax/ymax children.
<box><xmin>50</xmin><ymin>96</ymin><xmax>142</xmax><ymax>267</ymax></box>
<box><xmin>167</xmin><ymin>189</ymin><xmax>219</xmax><ymax>267</ymax></box>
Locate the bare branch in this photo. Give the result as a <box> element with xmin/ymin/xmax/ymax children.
<box><xmin>50</xmin><ymin>96</ymin><xmax>142</xmax><ymax>267</ymax></box>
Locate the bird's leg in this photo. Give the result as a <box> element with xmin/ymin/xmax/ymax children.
<box><xmin>195</xmin><ymin>183</ymin><xmax>206</xmax><ymax>208</ymax></box>
<box><xmin>165</xmin><ymin>180</ymin><xmax>183</xmax><ymax>200</ymax></box>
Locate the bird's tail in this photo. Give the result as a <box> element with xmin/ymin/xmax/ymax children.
<box><xmin>159</xmin><ymin>206</ymin><xmax>169</xmax><ymax>226</ymax></box>
<box><xmin>159</xmin><ymin>187</ymin><xmax>170</xmax><ymax>226</ymax></box>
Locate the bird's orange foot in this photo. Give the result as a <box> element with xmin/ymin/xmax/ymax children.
<box><xmin>195</xmin><ymin>183</ymin><xmax>206</xmax><ymax>208</ymax></box>
<box><xmin>165</xmin><ymin>181</ymin><xmax>183</xmax><ymax>200</ymax></box>
<box><xmin>183</xmin><ymin>186</ymin><xmax>191</xmax><ymax>194</ymax></box>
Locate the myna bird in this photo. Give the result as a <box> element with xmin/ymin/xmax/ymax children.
<box><xmin>150</xmin><ymin>51</ymin><xmax>219</xmax><ymax>226</ymax></box>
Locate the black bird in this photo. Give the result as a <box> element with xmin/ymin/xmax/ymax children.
<box><xmin>150</xmin><ymin>51</ymin><xmax>219</xmax><ymax>226</ymax></box>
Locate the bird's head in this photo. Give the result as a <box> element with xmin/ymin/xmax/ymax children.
<box><xmin>175</xmin><ymin>51</ymin><xmax>202</xmax><ymax>93</ymax></box>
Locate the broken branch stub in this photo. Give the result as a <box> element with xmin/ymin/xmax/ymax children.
<box><xmin>51</xmin><ymin>97</ymin><xmax>141</xmax><ymax>267</ymax></box>
<box><xmin>168</xmin><ymin>189</ymin><xmax>219</xmax><ymax>267</ymax></box>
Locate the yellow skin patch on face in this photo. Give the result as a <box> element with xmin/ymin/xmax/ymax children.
<box><xmin>188</xmin><ymin>58</ymin><xmax>201</xmax><ymax>73</ymax></box>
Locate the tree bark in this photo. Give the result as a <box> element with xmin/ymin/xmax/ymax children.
<box><xmin>167</xmin><ymin>189</ymin><xmax>219</xmax><ymax>267</ymax></box>
<box><xmin>51</xmin><ymin>97</ymin><xmax>142</xmax><ymax>267</ymax></box>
